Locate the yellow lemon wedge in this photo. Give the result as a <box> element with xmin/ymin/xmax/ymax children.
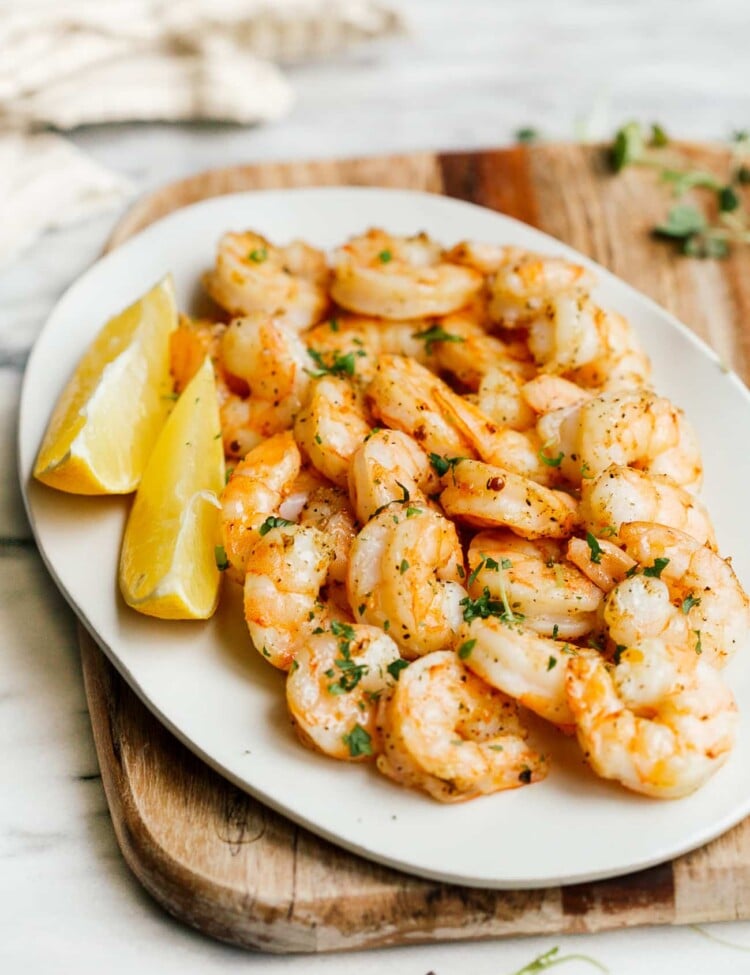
<box><xmin>34</xmin><ymin>275</ymin><xmax>178</xmax><ymax>494</ymax></box>
<box><xmin>119</xmin><ymin>356</ymin><xmax>226</xmax><ymax>620</ymax></box>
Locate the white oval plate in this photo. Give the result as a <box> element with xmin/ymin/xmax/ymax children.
<box><xmin>19</xmin><ymin>188</ymin><xmax>750</xmax><ymax>889</ymax></box>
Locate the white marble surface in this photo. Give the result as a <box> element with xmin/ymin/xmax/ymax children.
<box><xmin>3</xmin><ymin>0</ymin><xmax>750</xmax><ymax>970</ymax></box>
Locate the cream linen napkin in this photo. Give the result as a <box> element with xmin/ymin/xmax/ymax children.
<box><xmin>0</xmin><ymin>0</ymin><xmax>402</xmax><ymax>266</ymax></box>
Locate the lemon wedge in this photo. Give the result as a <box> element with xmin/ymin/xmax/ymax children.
<box><xmin>34</xmin><ymin>275</ymin><xmax>177</xmax><ymax>494</ymax></box>
<box><xmin>119</xmin><ymin>356</ymin><xmax>226</xmax><ymax>620</ymax></box>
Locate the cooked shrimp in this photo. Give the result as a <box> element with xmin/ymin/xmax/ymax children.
<box><xmin>580</xmin><ymin>465</ymin><xmax>715</xmax><ymax>547</ymax></box>
<box><xmin>459</xmin><ymin>616</ymin><xmax>596</xmax><ymax>727</ymax></box>
<box><xmin>439</xmin><ymin>459</ymin><xmax>579</xmax><ymax>539</ymax></box>
<box><xmin>331</xmin><ymin>229</ymin><xmax>483</xmax><ymax>319</ymax></box>
<box><xmin>347</xmin><ymin>428</ymin><xmax>439</xmax><ymax>524</ymax></box>
<box><xmin>476</xmin><ymin>364</ymin><xmax>537</xmax><ymax>430</ymax></box>
<box><xmin>521</xmin><ymin>375</ymin><xmax>592</xmax><ymax>415</ymax></box>
<box><xmin>538</xmin><ymin>390</ymin><xmax>703</xmax><ymax>491</ymax></box>
<box><xmin>347</xmin><ymin>507</ymin><xmax>466</xmax><ymax>658</ymax></box>
<box><xmin>170</xmin><ymin>315</ymin><xmax>225</xmax><ymax>392</ymax></box>
<box><xmin>489</xmin><ymin>254</ymin><xmax>595</xmax><ymax>327</ymax></box>
<box><xmin>220</xmin><ymin>313</ymin><xmax>310</xmax><ymax>420</ymax></box>
<box><xmin>298</xmin><ymin>485</ymin><xmax>357</xmax><ymax>586</ymax></box>
<box><xmin>304</xmin><ymin>314</ymin><xmax>431</xmax><ymax>381</ymax></box>
<box><xmin>446</xmin><ymin>240</ymin><xmax>523</xmax><ymax>276</ymax></box>
<box><xmin>243</xmin><ymin>523</ymin><xmax>346</xmax><ymax>671</ymax></box>
<box><xmin>467</xmin><ymin>531</ymin><xmax>603</xmax><ymax>639</ymax></box>
<box><xmin>220</xmin><ymin>431</ymin><xmax>300</xmax><ymax>578</ymax></box>
<box><xmin>376</xmin><ymin>651</ymin><xmax>548</xmax><ymax>801</ymax></box>
<box><xmin>286</xmin><ymin>624</ymin><xmax>401</xmax><ymax>760</ymax></box>
<box><xmin>293</xmin><ymin>376</ymin><xmax>371</xmax><ymax>488</ymax></box>
<box><xmin>367</xmin><ymin>355</ymin><xmax>559</xmax><ymax>484</ymax></box>
<box><xmin>203</xmin><ymin>231</ymin><xmax>329</xmax><ymax>330</ymax></box>
<box><xmin>566</xmin><ymin>644</ymin><xmax>737</xmax><ymax>797</ymax></box>
<box><xmin>619</xmin><ymin>522</ymin><xmax>750</xmax><ymax>667</ymax></box>
<box><xmin>567</xmin><ymin>535</ymin><xmax>636</xmax><ymax>591</ymax></box>
<box><xmin>568</xmin><ymin>308</ymin><xmax>651</xmax><ymax>391</ymax></box>
<box><xmin>428</xmin><ymin>311</ymin><xmax>534</xmax><ymax>391</ymax></box>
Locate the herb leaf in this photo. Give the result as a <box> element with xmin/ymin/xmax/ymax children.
<box><xmin>306</xmin><ymin>347</ymin><xmax>364</xmax><ymax>378</ymax></box>
<box><xmin>643</xmin><ymin>557</ymin><xmax>670</xmax><ymax>578</ymax></box>
<box><xmin>412</xmin><ymin>325</ymin><xmax>465</xmax><ymax>355</ymax></box>
<box><xmin>214</xmin><ymin>545</ymin><xmax>229</xmax><ymax>571</ymax></box>
<box><xmin>585</xmin><ymin>532</ymin><xmax>603</xmax><ymax>565</ymax></box>
<box><xmin>458</xmin><ymin>639</ymin><xmax>476</xmax><ymax>660</ymax></box>
<box><xmin>258</xmin><ymin>515</ymin><xmax>294</xmax><ymax>536</ymax></box>
<box><xmin>681</xmin><ymin>593</ymin><xmax>701</xmax><ymax>614</ymax></box>
<box><xmin>387</xmin><ymin>659</ymin><xmax>409</xmax><ymax>681</ymax></box>
<box><xmin>342</xmin><ymin>725</ymin><xmax>373</xmax><ymax>757</ymax></box>
<box><xmin>654</xmin><ymin>205</ymin><xmax>707</xmax><ymax>239</ymax></box>
<box><xmin>516</xmin><ymin>127</ymin><xmax>539</xmax><ymax>144</ymax></box>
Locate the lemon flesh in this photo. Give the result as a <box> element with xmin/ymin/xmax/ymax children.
<box><xmin>119</xmin><ymin>356</ymin><xmax>225</xmax><ymax>620</ymax></box>
<box><xmin>34</xmin><ymin>275</ymin><xmax>178</xmax><ymax>494</ymax></box>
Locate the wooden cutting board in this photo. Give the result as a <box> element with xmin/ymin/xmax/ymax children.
<box><xmin>81</xmin><ymin>143</ymin><xmax>750</xmax><ymax>953</ymax></box>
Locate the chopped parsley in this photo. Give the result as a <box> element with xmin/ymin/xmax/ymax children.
<box><xmin>378</xmin><ymin>249</ymin><xmax>393</xmax><ymax>263</ymax></box>
<box><xmin>247</xmin><ymin>247</ymin><xmax>268</xmax><ymax>262</ymax></box>
<box><xmin>681</xmin><ymin>593</ymin><xmax>701</xmax><ymax>614</ymax></box>
<box><xmin>399</xmin><ymin>559</ymin><xmax>410</xmax><ymax>575</ymax></box>
<box><xmin>327</xmin><ymin>642</ymin><xmax>368</xmax><ymax>695</ymax></box>
<box><xmin>694</xmin><ymin>630</ymin><xmax>703</xmax><ymax>655</ymax></box>
<box><xmin>643</xmin><ymin>557</ymin><xmax>670</xmax><ymax>578</ymax></box>
<box><xmin>515</xmin><ymin>127</ymin><xmax>539</xmax><ymax>144</ymax></box>
<box><xmin>585</xmin><ymin>532</ymin><xmax>602</xmax><ymax>565</ymax></box>
<box><xmin>546</xmin><ymin>656</ymin><xmax>557</xmax><ymax>671</ymax></box>
<box><xmin>428</xmin><ymin>453</ymin><xmax>465</xmax><ymax>478</ymax></box>
<box><xmin>412</xmin><ymin>325</ymin><xmax>465</xmax><ymax>355</ymax></box>
<box><xmin>387</xmin><ymin>659</ymin><xmax>409</xmax><ymax>681</ymax></box>
<box><xmin>258</xmin><ymin>515</ymin><xmax>294</xmax><ymax>536</ymax></box>
<box><xmin>457</xmin><ymin>639</ymin><xmax>476</xmax><ymax>660</ymax></box>
<box><xmin>306</xmin><ymin>347</ymin><xmax>364</xmax><ymax>378</ymax></box>
<box><xmin>214</xmin><ymin>545</ymin><xmax>229</xmax><ymax>571</ymax></box>
<box><xmin>329</xmin><ymin>318</ymin><xmax>340</xmax><ymax>332</ymax></box>
<box><xmin>405</xmin><ymin>505</ymin><xmax>423</xmax><ymax>518</ymax></box>
<box><xmin>342</xmin><ymin>725</ymin><xmax>373</xmax><ymax>758</ymax></box>
<box><xmin>538</xmin><ymin>443</ymin><xmax>564</xmax><ymax>467</ymax></box>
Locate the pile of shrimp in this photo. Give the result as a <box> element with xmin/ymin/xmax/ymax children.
<box><xmin>171</xmin><ymin>227</ymin><xmax>749</xmax><ymax>803</ymax></box>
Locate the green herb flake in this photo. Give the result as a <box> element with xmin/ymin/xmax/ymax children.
<box><xmin>399</xmin><ymin>559</ymin><xmax>410</xmax><ymax>575</ymax></box>
<box><xmin>586</xmin><ymin>531</ymin><xmax>603</xmax><ymax>565</ymax></box>
<box><xmin>611</xmin><ymin>121</ymin><xmax>645</xmax><ymax>172</ymax></box>
<box><xmin>307</xmin><ymin>347</ymin><xmax>362</xmax><ymax>378</ymax></box>
<box><xmin>681</xmin><ymin>593</ymin><xmax>701</xmax><ymax>614</ymax></box>
<box><xmin>650</xmin><ymin>123</ymin><xmax>669</xmax><ymax>148</ymax></box>
<box><xmin>258</xmin><ymin>515</ymin><xmax>294</xmax><ymax>536</ymax></box>
<box><xmin>247</xmin><ymin>247</ymin><xmax>268</xmax><ymax>263</ymax></box>
<box><xmin>546</xmin><ymin>656</ymin><xmax>557</xmax><ymax>671</ymax></box>
<box><xmin>342</xmin><ymin>725</ymin><xmax>373</xmax><ymax>757</ymax></box>
<box><xmin>552</xmin><ymin>624</ymin><xmax>559</xmax><ymax>640</ymax></box>
<box><xmin>516</xmin><ymin>127</ymin><xmax>539</xmax><ymax>144</ymax></box>
<box><xmin>643</xmin><ymin>557</ymin><xmax>670</xmax><ymax>578</ymax></box>
<box><xmin>214</xmin><ymin>545</ymin><xmax>230</xmax><ymax>571</ymax></box>
<box><xmin>329</xmin><ymin>318</ymin><xmax>340</xmax><ymax>332</ymax></box>
<box><xmin>387</xmin><ymin>659</ymin><xmax>409</xmax><ymax>681</ymax></box>
<box><xmin>405</xmin><ymin>505</ymin><xmax>423</xmax><ymax>518</ymax></box>
<box><xmin>719</xmin><ymin>185</ymin><xmax>740</xmax><ymax>212</ymax></box>
<box><xmin>457</xmin><ymin>639</ymin><xmax>476</xmax><ymax>660</ymax></box>
<box><xmin>428</xmin><ymin>453</ymin><xmax>464</xmax><ymax>478</ymax></box>
<box><xmin>378</xmin><ymin>249</ymin><xmax>393</xmax><ymax>263</ymax></box>
<box><xmin>694</xmin><ymin>629</ymin><xmax>703</xmax><ymax>655</ymax></box>
<box><xmin>654</xmin><ymin>204</ymin><xmax>707</xmax><ymax>239</ymax></box>
<box><xmin>412</xmin><ymin>325</ymin><xmax>465</xmax><ymax>355</ymax></box>
<box><xmin>538</xmin><ymin>444</ymin><xmax>564</xmax><ymax>467</ymax></box>
<box><xmin>290</xmin><ymin>659</ymin><xmax>299</xmax><ymax>673</ymax></box>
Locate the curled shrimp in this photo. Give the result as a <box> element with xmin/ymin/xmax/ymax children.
<box><xmin>618</xmin><ymin>522</ymin><xmax>750</xmax><ymax>668</ymax></box>
<box><xmin>566</xmin><ymin>643</ymin><xmax>737</xmax><ymax>798</ymax></box>
<box><xmin>446</xmin><ymin>240</ymin><xmax>523</xmax><ymax>276</ymax></box>
<box><xmin>489</xmin><ymin>254</ymin><xmax>595</xmax><ymax>327</ymax></box>
<box><xmin>220</xmin><ymin>313</ymin><xmax>310</xmax><ymax>420</ymax></box>
<box><xmin>475</xmin><ymin>364</ymin><xmax>537</xmax><ymax>431</ymax></box>
<box><xmin>220</xmin><ymin>431</ymin><xmax>300</xmax><ymax>579</ymax></box>
<box><xmin>376</xmin><ymin>651</ymin><xmax>548</xmax><ymax>802</ymax></box>
<box><xmin>367</xmin><ymin>355</ymin><xmax>559</xmax><ymax>484</ymax></box>
<box><xmin>203</xmin><ymin>231</ymin><xmax>329</xmax><ymax>330</ymax></box>
<box><xmin>579</xmin><ymin>465</ymin><xmax>715</xmax><ymax>547</ymax></box>
<box><xmin>458</xmin><ymin>616</ymin><xmax>597</xmax><ymax>728</ymax></box>
<box><xmin>243</xmin><ymin>523</ymin><xmax>346</xmax><ymax>671</ymax></box>
<box><xmin>331</xmin><ymin>229</ymin><xmax>483</xmax><ymax>319</ymax></box>
<box><xmin>538</xmin><ymin>390</ymin><xmax>703</xmax><ymax>490</ymax></box>
<box><xmin>298</xmin><ymin>484</ymin><xmax>357</xmax><ymax>587</ymax></box>
<box><xmin>286</xmin><ymin>624</ymin><xmax>401</xmax><ymax>761</ymax></box>
<box><xmin>567</xmin><ymin>534</ymin><xmax>636</xmax><ymax>591</ymax></box>
<box><xmin>293</xmin><ymin>376</ymin><xmax>371</xmax><ymax>488</ymax></box>
<box><xmin>521</xmin><ymin>375</ymin><xmax>592</xmax><ymax>415</ymax></box>
<box><xmin>347</xmin><ymin>428</ymin><xmax>439</xmax><ymax>524</ymax></box>
<box><xmin>305</xmin><ymin>315</ymin><xmax>432</xmax><ymax>381</ymax></box>
<box><xmin>467</xmin><ymin>531</ymin><xmax>603</xmax><ymax>639</ymax></box>
<box><xmin>347</xmin><ymin>506</ymin><xmax>466</xmax><ymax>658</ymax></box>
<box><xmin>439</xmin><ymin>459</ymin><xmax>580</xmax><ymax>539</ymax></box>
<box><xmin>568</xmin><ymin>308</ymin><xmax>651</xmax><ymax>391</ymax></box>
<box><xmin>427</xmin><ymin>311</ymin><xmax>533</xmax><ymax>392</ymax></box>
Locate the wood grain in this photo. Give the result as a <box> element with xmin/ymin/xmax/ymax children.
<box><xmin>83</xmin><ymin>142</ymin><xmax>750</xmax><ymax>952</ymax></box>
